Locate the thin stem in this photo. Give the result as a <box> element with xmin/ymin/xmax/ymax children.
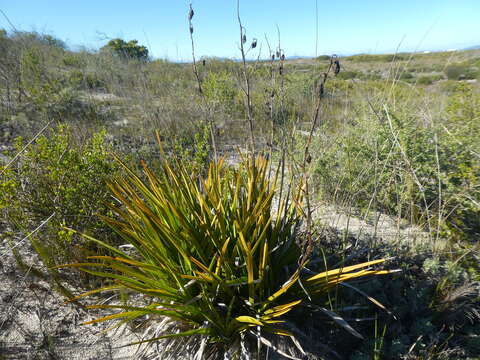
<box><xmin>237</xmin><ymin>0</ymin><xmax>255</xmax><ymax>154</ymax></box>
<box><xmin>188</xmin><ymin>3</ymin><xmax>218</xmax><ymax>160</ymax></box>
<box><xmin>299</xmin><ymin>57</ymin><xmax>335</xmax><ymax>265</ymax></box>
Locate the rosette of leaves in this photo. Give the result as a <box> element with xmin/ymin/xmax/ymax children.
<box><xmin>62</xmin><ymin>155</ymin><xmax>392</xmax><ymax>359</ymax></box>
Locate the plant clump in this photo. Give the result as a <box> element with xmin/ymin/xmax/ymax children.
<box><xmin>61</xmin><ymin>155</ymin><xmax>393</xmax><ymax>359</ymax></box>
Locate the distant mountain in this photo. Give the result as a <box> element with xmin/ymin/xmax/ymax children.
<box><xmin>285</xmin><ymin>55</ymin><xmax>314</xmax><ymax>60</ymax></box>
<box><xmin>463</xmin><ymin>45</ymin><xmax>480</xmax><ymax>50</ymax></box>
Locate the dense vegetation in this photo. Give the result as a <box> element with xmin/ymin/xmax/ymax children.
<box><xmin>0</xmin><ymin>24</ymin><xmax>479</xmax><ymax>360</ymax></box>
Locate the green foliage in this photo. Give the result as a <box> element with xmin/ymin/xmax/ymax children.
<box><xmin>67</xmin><ymin>70</ymin><xmax>105</xmax><ymax>90</ymax></box>
<box><xmin>397</xmin><ymin>71</ymin><xmax>414</xmax><ymax>81</ymax></box>
<box><xmin>101</xmin><ymin>38</ymin><xmax>149</xmax><ymax>61</ymax></box>
<box><xmin>445</xmin><ymin>64</ymin><xmax>478</xmax><ymax>80</ymax></box>
<box><xmin>1</xmin><ymin>126</ymin><xmax>119</xmax><ymax>283</ymax></box>
<box><xmin>336</xmin><ymin>70</ymin><xmax>360</xmax><ymax>80</ymax></box>
<box><xmin>6</xmin><ymin>31</ymin><xmax>66</xmax><ymax>50</ymax></box>
<box><xmin>41</xmin><ymin>34</ymin><xmax>67</xmax><ymax>50</ymax></box>
<box><xmin>0</xmin><ymin>165</ymin><xmax>16</xmax><ymax>212</ymax></box>
<box><xmin>320</xmin><ymin>231</ymin><xmax>480</xmax><ymax>360</ymax></box>
<box><xmin>172</xmin><ymin>124</ymin><xmax>211</xmax><ymax>175</ymax></box>
<box><xmin>1</xmin><ymin>26</ymin><xmax>479</xmax><ymax>358</ymax></box>
<box><xmin>20</xmin><ymin>47</ymin><xmax>52</xmax><ymax>103</ymax></box>
<box><xmin>63</xmin><ymin>156</ymin><xmax>391</xmax><ymax>357</ymax></box>
<box><xmin>314</xmin><ymin>83</ymin><xmax>480</xmax><ymax>240</ymax></box>
<box><xmin>417</xmin><ymin>74</ymin><xmax>444</xmax><ymax>85</ymax></box>
<box><xmin>347</xmin><ymin>53</ymin><xmax>408</xmax><ymax>62</ymax></box>
<box><xmin>62</xmin><ymin>53</ymin><xmax>84</xmax><ymax>67</ymax></box>
<box><xmin>36</xmin><ymin>86</ymin><xmax>113</xmax><ymax>124</ymax></box>
<box><xmin>202</xmin><ymin>71</ymin><xmax>238</xmax><ymax>110</ymax></box>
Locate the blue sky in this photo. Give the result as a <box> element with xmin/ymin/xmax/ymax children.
<box><xmin>0</xmin><ymin>1</ymin><xmax>478</xmax><ymax>60</ymax></box>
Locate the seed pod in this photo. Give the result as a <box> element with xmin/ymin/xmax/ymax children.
<box><xmin>279</xmin><ymin>64</ymin><xmax>283</xmax><ymax>75</ymax></box>
<box><xmin>189</xmin><ymin>25</ymin><xmax>194</xmax><ymax>34</ymax></box>
<box><xmin>202</xmin><ymin>59</ymin><xmax>206</xmax><ymax>66</ymax></box>
<box><xmin>333</xmin><ymin>60</ymin><xmax>341</xmax><ymax>75</ymax></box>
<box><xmin>271</xmin><ymin>54</ymin><xmax>275</xmax><ymax>61</ymax></box>
<box><xmin>188</xmin><ymin>5</ymin><xmax>194</xmax><ymax>21</ymax></box>
<box><xmin>276</xmin><ymin>50</ymin><xmax>281</xmax><ymax>58</ymax></box>
<box><xmin>251</xmin><ymin>38</ymin><xmax>257</xmax><ymax>49</ymax></box>
<box><xmin>242</xmin><ymin>34</ymin><xmax>247</xmax><ymax>44</ymax></box>
<box><xmin>318</xmin><ymin>82</ymin><xmax>324</xmax><ymax>97</ymax></box>
<box><xmin>281</xmin><ymin>54</ymin><xmax>285</xmax><ymax>61</ymax></box>
<box><xmin>306</xmin><ymin>154</ymin><xmax>312</xmax><ymax>164</ymax></box>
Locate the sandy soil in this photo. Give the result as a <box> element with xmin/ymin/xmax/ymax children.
<box><xmin>0</xmin><ymin>229</ymin><xmax>151</xmax><ymax>360</ymax></box>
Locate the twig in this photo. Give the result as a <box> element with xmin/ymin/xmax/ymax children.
<box><xmin>1</xmin><ymin>121</ymin><xmax>52</xmax><ymax>175</ymax></box>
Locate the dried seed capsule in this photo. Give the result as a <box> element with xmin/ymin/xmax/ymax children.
<box><xmin>188</xmin><ymin>5</ymin><xmax>194</xmax><ymax>21</ymax></box>
<box><xmin>242</xmin><ymin>34</ymin><xmax>247</xmax><ymax>44</ymax></box>
<box><xmin>202</xmin><ymin>59</ymin><xmax>206</xmax><ymax>66</ymax></box>
<box><xmin>251</xmin><ymin>38</ymin><xmax>257</xmax><ymax>49</ymax></box>
<box><xmin>318</xmin><ymin>81</ymin><xmax>324</xmax><ymax>97</ymax></box>
<box><xmin>189</xmin><ymin>25</ymin><xmax>194</xmax><ymax>34</ymax></box>
<box><xmin>333</xmin><ymin>60</ymin><xmax>341</xmax><ymax>75</ymax></box>
<box><xmin>281</xmin><ymin>54</ymin><xmax>285</xmax><ymax>61</ymax></box>
<box><xmin>276</xmin><ymin>50</ymin><xmax>281</xmax><ymax>58</ymax></box>
<box><xmin>271</xmin><ymin>54</ymin><xmax>275</xmax><ymax>61</ymax></box>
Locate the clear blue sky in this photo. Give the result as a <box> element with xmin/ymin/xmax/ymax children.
<box><xmin>1</xmin><ymin>1</ymin><xmax>479</xmax><ymax>60</ymax></box>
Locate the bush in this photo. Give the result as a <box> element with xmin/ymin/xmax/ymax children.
<box><xmin>67</xmin><ymin>70</ymin><xmax>105</xmax><ymax>90</ymax></box>
<box><xmin>336</xmin><ymin>70</ymin><xmax>360</xmax><ymax>80</ymax></box>
<box><xmin>314</xmin><ymin>84</ymin><xmax>480</xmax><ymax>240</ymax></box>
<box><xmin>1</xmin><ymin>125</ymin><xmax>119</xmax><ymax>286</ymax></box>
<box><xmin>347</xmin><ymin>54</ymin><xmax>408</xmax><ymax>62</ymax></box>
<box><xmin>397</xmin><ymin>72</ymin><xmax>414</xmax><ymax>81</ymax></box>
<box><xmin>63</xmin><ymin>156</ymin><xmax>392</xmax><ymax>358</ymax></box>
<box><xmin>445</xmin><ymin>64</ymin><xmax>478</xmax><ymax>80</ymax></box>
<box><xmin>202</xmin><ymin>71</ymin><xmax>238</xmax><ymax>111</ymax></box>
<box><xmin>62</xmin><ymin>53</ymin><xmax>83</xmax><ymax>67</ymax></box>
<box><xmin>417</xmin><ymin>74</ymin><xmax>443</xmax><ymax>85</ymax></box>
<box><xmin>101</xmin><ymin>38</ymin><xmax>149</xmax><ymax>61</ymax></box>
<box><xmin>417</xmin><ymin>76</ymin><xmax>433</xmax><ymax>85</ymax></box>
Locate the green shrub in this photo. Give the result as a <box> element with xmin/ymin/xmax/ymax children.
<box><xmin>417</xmin><ymin>76</ymin><xmax>433</xmax><ymax>85</ymax></box>
<box><xmin>417</xmin><ymin>74</ymin><xmax>443</xmax><ymax>85</ymax></box>
<box><xmin>172</xmin><ymin>124</ymin><xmax>211</xmax><ymax>175</ymax></box>
<box><xmin>67</xmin><ymin>70</ymin><xmax>105</xmax><ymax>90</ymax></box>
<box><xmin>347</xmin><ymin>54</ymin><xmax>408</xmax><ymax>63</ymax></box>
<box><xmin>62</xmin><ymin>53</ymin><xmax>83</xmax><ymax>67</ymax></box>
<box><xmin>397</xmin><ymin>72</ymin><xmax>414</xmax><ymax>81</ymax></box>
<box><xmin>202</xmin><ymin>71</ymin><xmax>239</xmax><ymax>111</ymax></box>
<box><xmin>1</xmin><ymin>125</ymin><xmax>119</xmax><ymax>285</ymax></box>
<box><xmin>445</xmin><ymin>64</ymin><xmax>478</xmax><ymax>80</ymax></box>
<box><xmin>63</xmin><ymin>156</ymin><xmax>392</xmax><ymax>358</ymax></box>
<box><xmin>101</xmin><ymin>38</ymin><xmax>149</xmax><ymax>61</ymax></box>
<box><xmin>20</xmin><ymin>47</ymin><xmax>56</xmax><ymax>105</ymax></box>
<box><xmin>337</xmin><ymin>70</ymin><xmax>360</xmax><ymax>80</ymax></box>
<box><xmin>314</xmin><ymin>83</ymin><xmax>480</xmax><ymax>240</ymax></box>
<box><xmin>316</xmin><ymin>55</ymin><xmax>331</xmax><ymax>61</ymax></box>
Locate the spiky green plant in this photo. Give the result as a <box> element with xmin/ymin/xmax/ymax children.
<box><xmin>61</xmin><ymin>155</ymin><xmax>392</xmax><ymax>359</ymax></box>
